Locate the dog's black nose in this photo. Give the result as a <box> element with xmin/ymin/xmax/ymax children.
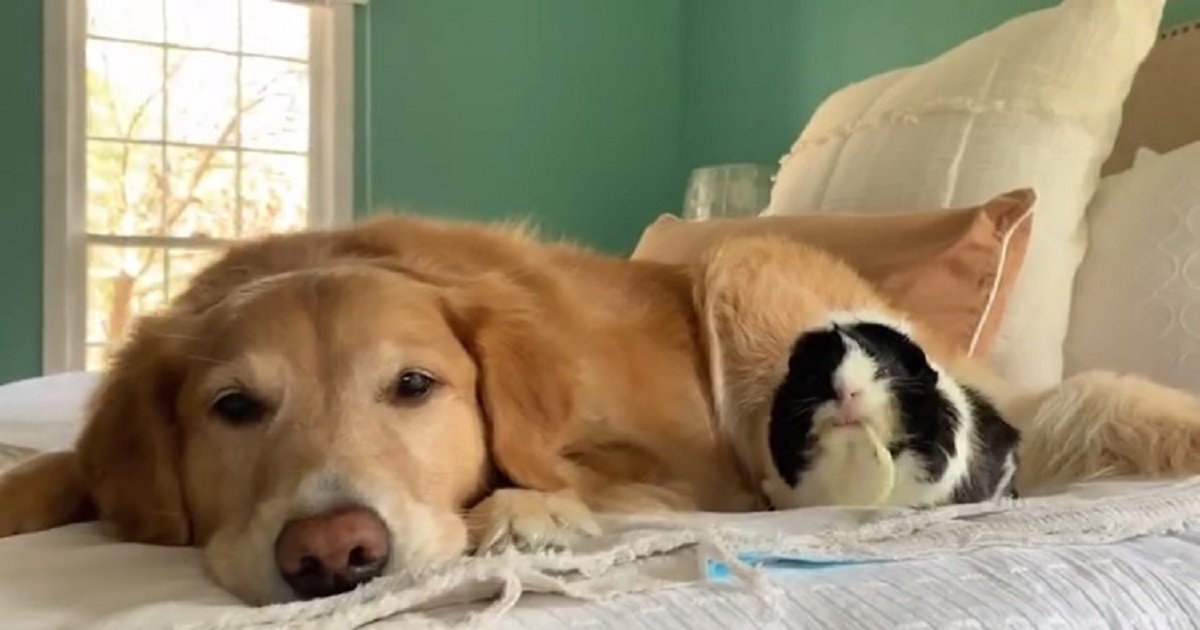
<box><xmin>275</xmin><ymin>506</ymin><xmax>390</xmax><ymax>600</ymax></box>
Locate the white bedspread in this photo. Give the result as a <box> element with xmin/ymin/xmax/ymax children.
<box><xmin>3</xmin><ymin>373</ymin><xmax>1200</xmax><ymax>629</ymax></box>
<box><xmin>0</xmin><ymin>371</ymin><xmax>97</xmax><ymax>451</ymax></box>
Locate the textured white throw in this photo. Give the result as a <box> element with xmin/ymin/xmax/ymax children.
<box><xmin>63</xmin><ymin>476</ymin><xmax>1198</xmax><ymax>630</ymax></box>
<box><xmin>5</xmin><ymin>386</ymin><xmax>1200</xmax><ymax>629</ymax></box>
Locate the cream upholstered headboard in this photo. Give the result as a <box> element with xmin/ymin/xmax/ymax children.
<box><xmin>1102</xmin><ymin>20</ymin><xmax>1200</xmax><ymax>175</ymax></box>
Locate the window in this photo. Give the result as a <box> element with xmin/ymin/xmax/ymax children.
<box><xmin>44</xmin><ymin>0</ymin><xmax>356</xmax><ymax>373</ymax></box>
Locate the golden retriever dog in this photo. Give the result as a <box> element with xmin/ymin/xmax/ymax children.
<box><xmin>1</xmin><ymin>215</ymin><xmax>1199</xmax><ymax>605</ymax></box>
<box><xmin>0</xmin><ymin>216</ymin><xmax>758</xmax><ymax>604</ymax></box>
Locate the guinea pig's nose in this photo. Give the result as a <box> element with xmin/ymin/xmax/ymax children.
<box><xmin>274</xmin><ymin>506</ymin><xmax>390</xmax><ymax>600</ymax></box>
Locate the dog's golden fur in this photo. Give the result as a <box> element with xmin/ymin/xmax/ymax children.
<box><xmin>1</xmin><ymin>215</ymin><xmax>1199</xmax><ymax>604</ymax></box>
<box><xmin>0</xmin><ymin>215</ymin><xmax>756</xmax><ymax>603</ymax></box>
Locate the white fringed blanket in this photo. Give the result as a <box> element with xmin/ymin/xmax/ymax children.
<box><xmin>4</xmin><ymin>474</ymin><xmax>1195</xmax><ymax>629</ymax></box>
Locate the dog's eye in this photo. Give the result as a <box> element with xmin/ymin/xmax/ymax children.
<box><xmin>211</xmin><ymin>390</ymin><xmax>267</xmax><ymax>425</ymax></box>
<box><xmin>392</xmin><ymin>371</ymin><xmax>436</xmax><ymax>401</ymax></box>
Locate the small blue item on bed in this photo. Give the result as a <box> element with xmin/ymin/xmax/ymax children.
<box><xmin>703</xmin><ymin>550</ymin><xmax>887</xmax><ymax>582</ymax></box>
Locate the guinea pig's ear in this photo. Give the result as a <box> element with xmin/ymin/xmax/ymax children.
<box><xmin>441</xmin><ymin>276</ymin><xmax>575</xmax><ymax>492</ymax></box>
<box><xmin>787</xmin><ymin>329</ymin><xmax>845</xmax><ymax>374</ymax></box>
<box><xmin>893</xmin><ymin>335</ymin><xmax>938</xmax><ymax>384</ymax></box>
<box><xmin>76</xmin><ymin>314</ymin><xmax>192</xmax><ymax>545</ymax></box>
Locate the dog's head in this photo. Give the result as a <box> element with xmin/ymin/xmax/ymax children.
<box><xmin>4</xmin><ymin>262</ymin><xmax>576</xmax><ymax>604</ymax></box>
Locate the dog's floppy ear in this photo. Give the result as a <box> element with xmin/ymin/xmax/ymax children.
<box><xmin>76</xmin><ymin>314</ymin><xmax>192</xmax><ymax>545</ymax></box>
<box><xmin>442</xmin><ymin>275</ymin><xmax>577</xmax><ymax>492</ymax></box>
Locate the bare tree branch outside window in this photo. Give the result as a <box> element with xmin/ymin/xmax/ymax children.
<box><xmin>84</xmin><ymin>0</ymin><xmax>312</xmax><ymax>369</ymax></box>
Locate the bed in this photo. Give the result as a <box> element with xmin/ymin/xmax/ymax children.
<box><xmin>5</xmin><ymin>373</ymin><xmax>1200</xmax><ymax>629</ymax></box>
<box><xmin>3</xmin><ymin>11</ymin><xmax>1200</xmax><ymax>630</ymax></box>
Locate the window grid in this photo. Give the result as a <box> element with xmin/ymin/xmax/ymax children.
<box><xmin>82</xmin><ymin>0</ymin><xmax>313</xmax><ymax>364</ymax></box>
<box><xmin>234</xmin><ymin>0</ymin><xmax>244</xmax><ymax>238</ymax></box>
<box><xmin>86</xmin><ymin>34</ymin><xmax>307</xmax><ymax>64</ymax></box>
<box><xmin>43</xmin><ymin>0</ymin><xmax>352</xmax><ymax>375</ymax></box>
<box><xmin>84</xmin><ymin>1</ymin><xmax>313</xmax><ymax>242</ymax></box>
<box><xmin>85</xmin><ymin>135</ymin><xmax>305</xmax><ymax>157</ymax></box>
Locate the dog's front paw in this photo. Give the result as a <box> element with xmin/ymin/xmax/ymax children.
<box><xmin>468</xmin><ymin>488</ymin><xmax>600</xmax><ymax>555</ymax></box>
<box><xmin>0</xmin><ymin>451</ymin><xmax>90</xmax><ymax>538</ymax></box>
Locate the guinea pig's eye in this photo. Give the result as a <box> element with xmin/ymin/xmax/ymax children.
<box><xmin>211</xmin><ymin>389</ymin><xmax>267</xmax><ymax>425</ymax></box>
<box><xmin>391</xmin><ymin>370</ymin><xmax>436</xmax><ymax>402</ymax></box>
<box><xmin>873</xmin><ymin>366</ymin><xmax>889</xmax><ymax>379</ymax></box>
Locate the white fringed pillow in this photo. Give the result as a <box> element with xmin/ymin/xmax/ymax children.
<box><xmin>1065</xmin><ymin>142</ymin><xmax>1200</xmax><ymax>395</ymax></box>
<box><xmin>762</xmin><ymin>0</ymin><xmax>1164</xmax><ymax>389</ymax></box>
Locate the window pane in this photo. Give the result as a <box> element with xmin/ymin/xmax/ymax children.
<box><xmin>166</xmin><ymin>49</ymin><xmax>239</xmax><ymax>145</ymax></box>
<box><xmin>165</xmin><ymin>247</ymin><xmax>227</xmax><ymax>300</ymax></box>
<box><xmin>241</xmin><ymin>57</ymin><xmax>309</xmax><ymax>152</ymax></box>
<box><xmin>85</xmin><ymin>345</ymin><xmax>111</xmax><ymax>372</ymax></box>
<box><xmin>86</xmin><ymin>244</ymin><xmax>168</xmax><ymax>357</ymax></box>
<box><xmin>87</xmin><ymin>40</ymin><xmax>165</xmax><ymax>140</ymax></box>
<box><xmin>165</xmin><ymin>146</ymin><xmax>239</xmax><ymax>238</ymax></box>
<box><xmin>88</xmin><ymin>0</ymin><xmax>164</xmax><ymax>43</ymax></box>
<box><xmin>165</xmin><ymin>0</ymin><xmax>239</xmax><ymax>51</ymax></box>
<box><xmin>241</xmin><ymin>0</ymin><xmax>309</xmax><ymax>60</ymax></box>
<box><xmin>87</xmin><ymin>140</ymin><xmax>165</xmax><ymax>236</ymax></box>
<box><xmin>78</xmin><ymin>0</ymin><xmax>317</xmax><ymax>371</ymax></box>
<box><xmin>241</xmin><ymin>152</ymin><xmax>307</xmax><ymax>237</ymax></box>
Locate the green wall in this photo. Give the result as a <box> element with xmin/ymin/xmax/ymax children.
<box><xmin>682</xmin><ymin>0</ymin><xmax>1200</xmax><ymax>170</ymax></box>
<box><xmin>356</xmin><ymin>0</ymin><xmax>684</xmax><ymax>254</ymax></box>
<box><xmin>4</xmin><ymin>1</ymin><xmax>1198</xmax><ymax>382</ymax></box>
<box><xmin>0</xmin><ymin>0</ymin><xmax>42</xmax><ymax>384</ymax></box>
<box><xmin>358</xmin><ymin>0</ymin><xmax>1200</xmax><ymax>256</ymax></box>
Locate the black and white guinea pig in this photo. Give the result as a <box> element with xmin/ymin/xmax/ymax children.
<box><xmin>762</xmin><ymin>315</ymin><xmax>1021</xmax><ymax>510</ymax></box>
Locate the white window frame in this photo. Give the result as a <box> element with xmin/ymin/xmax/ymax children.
<box><xmin>42</xmin><ymin>0</ymin><xmax>356</xmax><ymax>374</ymax></box>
